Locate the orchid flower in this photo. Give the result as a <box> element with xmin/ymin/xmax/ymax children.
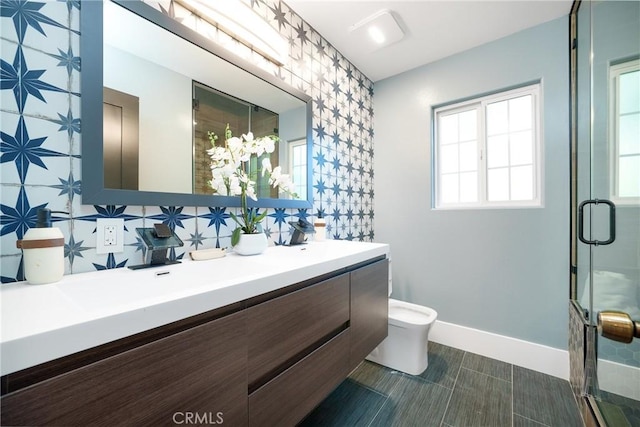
<box><xmin>207</xmin><ymin>124</ymin><xmax>296</xmax><ymax>246</ymax></box>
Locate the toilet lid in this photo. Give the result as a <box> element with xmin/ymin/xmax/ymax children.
<box><xmin>390</xmin><ymin>306</ymin><xmax>434</xmax><ymax>324</ymax></box>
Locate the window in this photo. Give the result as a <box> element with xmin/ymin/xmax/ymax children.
<box><xmin>434</xmin><ymin>84</ymin><xmax>542</xmax><ymax>209</ymax></box>
<box><xmin>610</xmin><ymin>59</ymin><xmax>640</xmax><ymax>204</ymax></box>
<box><xmin>288</xmin><ymin>138</ymin><xmax>307</xmax><ymax>200</ymax></box>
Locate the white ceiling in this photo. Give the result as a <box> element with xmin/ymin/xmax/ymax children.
<box><xmin>285</xmin><ymin>0</ymin><xmax>573</xmax><ymax>82</ymax></box>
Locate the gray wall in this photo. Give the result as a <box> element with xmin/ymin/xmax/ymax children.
<box><xmin>374</xmin><ymin>16</ymin><xmax>570</xmax><ymax>349</ymax></box>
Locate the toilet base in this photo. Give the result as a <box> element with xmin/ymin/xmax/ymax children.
<box><xmin>366</xmin><ymin>327</ymin><xmax>430</xmax><ymax>375</ymax></box>
<box><xmin>366</xmin><ymin>299</ymin><xmax>437</xmax><ymax>376</ymax></box>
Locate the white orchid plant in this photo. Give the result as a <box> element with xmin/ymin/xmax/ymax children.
<box><xmin>207</xmin><ymin>124</ymin><xmax>296</xmax><ymax>246</ymax></box>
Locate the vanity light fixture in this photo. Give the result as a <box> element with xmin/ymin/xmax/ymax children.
<box><xmin>349</xmin><ymin>9</ymin><xmax>404</xmax><ymax>52</ymax></box>
<box><xmin>175</xmin><ymin>0</ymin><xmax>287</xmax><ymax>65</ymax></box>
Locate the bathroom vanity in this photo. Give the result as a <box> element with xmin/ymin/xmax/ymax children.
<box><xmin>0</xmin><ymin>241</ymin><xmax>389</xmax><ymax>426</ymax></box>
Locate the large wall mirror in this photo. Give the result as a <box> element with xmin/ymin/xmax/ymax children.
<box><xmin>81</xmin><ymin>0</ymin><xmax>312</xmax><ymax>208</ymax></box>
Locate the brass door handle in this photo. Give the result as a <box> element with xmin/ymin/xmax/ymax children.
<box><xmin>597</xmin><ymin>311</ymin><xmax>640</xmax><ymax>343</ymax></box>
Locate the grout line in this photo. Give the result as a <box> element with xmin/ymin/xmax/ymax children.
<box><xmin>358</xmin><ymin>364</ymin><xmax>401</xmax><ymax>386</ymax></box>
<box><xmin>439</xmin><ymin>351</ymin><xmax>465</xmax><ymax>427</ymax></box>
<box><xmin>365</xmin><ymin>370</ymin><xmax>403</xmax><ymax>427</ymax></box>
<box><xmin>458</xmin><ymin>366</ymin><xmax>513</xmax><ymax>384</ymax></box>
<box><xmin>387</xmin><ymin>372</ymin><xmax>403</xmax><ymax>396</ymax></box>
<box><xmin>405</xmin><ymin>370</ymin><xmax>455</xmax><ymax>391</ymax></box>
<box><xmin>512</xmin><ymin>413</ymin><xmax>552</xmax><ymax>427</ymax></box>
<box><xmin>366</xmin><ymin>396</ymin><xmax>389</xmax><ymax>427</ymax></box>
<box><xmin>511</xmin><ymin>364</ymin><xmax>514</xmax><ymax>427</ymax></box>
<box><xmin>354</xmin><ymin>379</ymin><xmax>395</xmax><ymax>399</ymax></box>
<box><xmin>567</xmin><ymin>369</ymin><xmax>587</xmax><ymax>427</ymax></box>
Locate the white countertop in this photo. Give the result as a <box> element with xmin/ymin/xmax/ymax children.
<box><xmin>0</xmin><ymin>240</ymin><xmax>389</xmax><ymax>376</ymax></box>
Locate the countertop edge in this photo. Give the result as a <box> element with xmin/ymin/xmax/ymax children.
<box><xmin>1</xmin><ymin>241</ymin><xmax>389</xmax><ymax>376</ymax></box>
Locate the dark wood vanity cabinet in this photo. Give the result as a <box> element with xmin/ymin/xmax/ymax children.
<box><xmin>349</xmin><ymin>259</ymin><xmax>390</xmax><ymax>370</ymax></box>
<box><xmin>247</xmin><ymin>273</ymin><xmax>350</xmax><ymax>387</ymax></box>
<box><xmin>1</xmin><ymin>310</ymin><xmax>248</xmax><ymax>426</ymax></box>
<box><xmin>1</xmin><ymin>257</ymin><xmax>389</xmax><ymax>427</ymax></box>
<box><xmin>249</xmin><ymin>330</ymin><xmax>351</xmax><ymax>427</ymax></box>
<box><xmin>247</xmin><ymin>273</ymin><xmax>351</xmax><ymax>426</ymax></box>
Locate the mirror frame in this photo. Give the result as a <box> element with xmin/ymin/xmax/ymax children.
<box><xmin>80</xmin><ymin>0</ymin><xmax>313</xmax><ymax>209</ymax></box>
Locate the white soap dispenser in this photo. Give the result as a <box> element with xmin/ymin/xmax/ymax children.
<box><xmin>16</xmin><ymin>209</ymin><xmax>65</xmax><ymax>285</ymax></box>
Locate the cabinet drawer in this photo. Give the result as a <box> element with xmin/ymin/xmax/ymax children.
<box><xmin>1</xmin><ymin>311</ymin><xmax>248</xmax><ymax>427</ymax></box>
<box><xmin>248</xmin><ymin>329</ymin><xmax>350</xmax><ymax>427</ymax></box>
<box><xmin>247</xmin><ymin>273</ymin><xmax>349</xmax><ymax>386</ymax></box>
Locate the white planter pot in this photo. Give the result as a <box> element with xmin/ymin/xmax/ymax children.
<box><xmin>234</xmin><ymin>232</ymin><xmax>268</xmax><ymax>256</ymax></box>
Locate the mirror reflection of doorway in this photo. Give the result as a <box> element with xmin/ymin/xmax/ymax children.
<box><xmin>103</xmin><ymin>87</ymin><xmax>139</xmax><ymax>191</ymax></box>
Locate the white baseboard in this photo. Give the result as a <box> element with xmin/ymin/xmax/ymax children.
<box><xmin>598</xmin><ymin>359</ymin><xmax>640</xmax><ymax>401</ymax></box>
<box><xmin>430</xmin><ymin>320</ymin><xmax>569</xmax><ymax>380</ymax></box>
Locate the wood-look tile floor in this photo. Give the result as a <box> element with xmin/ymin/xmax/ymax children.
<box><xmin>300</xmin><ymin>342</ymin><xmax>584</xmax><ymax>427</ymax></box>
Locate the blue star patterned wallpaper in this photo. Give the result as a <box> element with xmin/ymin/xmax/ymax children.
<box><xmin>0</xmin><ymin>0</ymin><xmax>375</xmax><ymax>282</ymax></box>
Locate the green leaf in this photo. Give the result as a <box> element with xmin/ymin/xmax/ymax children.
<box><xmin>254</xmin><ymin>210</ymin><xmax>268</xmax><ymax>223</ymax></box>
<box><xmin>229</xmin><ymin>211</ymin><xmax>243</xmax><ymax>227</ymax></box>
<box><xmin>231</xmin><ymin>227</ymin><xmax>242</xmax><ymax>246</ymax></box>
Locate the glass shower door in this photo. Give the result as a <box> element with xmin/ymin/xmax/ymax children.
<box><xmin>578</xmin><ymin>1</ymin><xmax>640</xmax><ymax>425</ymax></box>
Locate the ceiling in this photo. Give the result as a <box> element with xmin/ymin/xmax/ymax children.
<box><xmin>285</xmin><ymin>0</ymin><xmax>573</xmax><ymax>82</ymax></box>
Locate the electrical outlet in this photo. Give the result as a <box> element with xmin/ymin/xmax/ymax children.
<box><xmin>104</xmin><ymin>226</ymin><xmax>117</xmax><ymax>246</ymax></box>
<box><xmin>96</xmin><ymin>218</ymin><xmax>124</xmax><ymax>254</ymax></box>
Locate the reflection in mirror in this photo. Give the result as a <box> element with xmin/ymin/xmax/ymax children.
<box><xmin>287</xmin><ymin>138</ymin><xmax>308</xmax><ymax>201</ymax></box>
<box><xmin>103</xmin><ymin>0</ymin><xmax>307</xmax><ymax>199</ymax></box>
<box><xmin>103</xmin><ymin>87</ymin><xmax>139</xmax><ymax>190</ymax></box>
<box><xmin>609</xmin><ymin>59</ymin><xmax>639</xmax><ymax>202</ymax></box>
<box><xmin>193</xmin><ymin>85</ymin><xmax>308</xmax><ymax>200</ymax></box>
<box><xmin>194</xmin><ymin>83</ymin><xmax>280</xmax><ymax>198</ymax></box>
<box><xmin>81</xmin><ymin>0</ymin><xmax>312</xmax><ymax>208</ymax></box>
<box><xmin>193</xmin><ymin>83</ymin><xmax>305</xmax><ymax>201</ymax></box>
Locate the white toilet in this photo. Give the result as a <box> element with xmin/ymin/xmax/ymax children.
<box><xmin>366</xmin><ymin>298</ymin><xmax>438</xmax><ymax>375</ymax></box>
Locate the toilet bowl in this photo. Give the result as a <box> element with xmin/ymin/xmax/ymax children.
<box><xmin>366</xmin><ymin>298</ymin><xmax>438</xmax><ymax>375</ymax></box>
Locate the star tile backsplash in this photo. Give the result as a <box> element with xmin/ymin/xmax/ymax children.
<box><xmin>0</xmin><ymin>0</ymin><xmax>375</xmax><ymax>282</ymax></box>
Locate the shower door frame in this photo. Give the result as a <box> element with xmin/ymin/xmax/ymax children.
<box><xmin>569</xmin><ymin>2</ymin><xmax>602</xmax><ymax>423</ymax></box>
<box><xmin>569</xmin><ymin>0</ymin><xmax>640</xmax><ymax>425</ymax></box>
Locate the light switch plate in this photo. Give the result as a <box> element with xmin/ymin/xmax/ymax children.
<box><xmin>96</xmin><ymin>218</ymin><xmax>124</xmax><ymax>254</ymax></box>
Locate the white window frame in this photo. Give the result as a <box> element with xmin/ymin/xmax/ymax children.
<box><xmin>609</xmin><ymin>59</ymin><xmax>640</xmax><ymax>205</ymax></box>
<box><xmin>288</xmin><ymin>137</ymin><xmax>307</xmax><ymax>200</ymax></box>
<box><xmin>433</xmin><ymin>83</ymin><xmax>543</xmax><ymax>209</ymax></box>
